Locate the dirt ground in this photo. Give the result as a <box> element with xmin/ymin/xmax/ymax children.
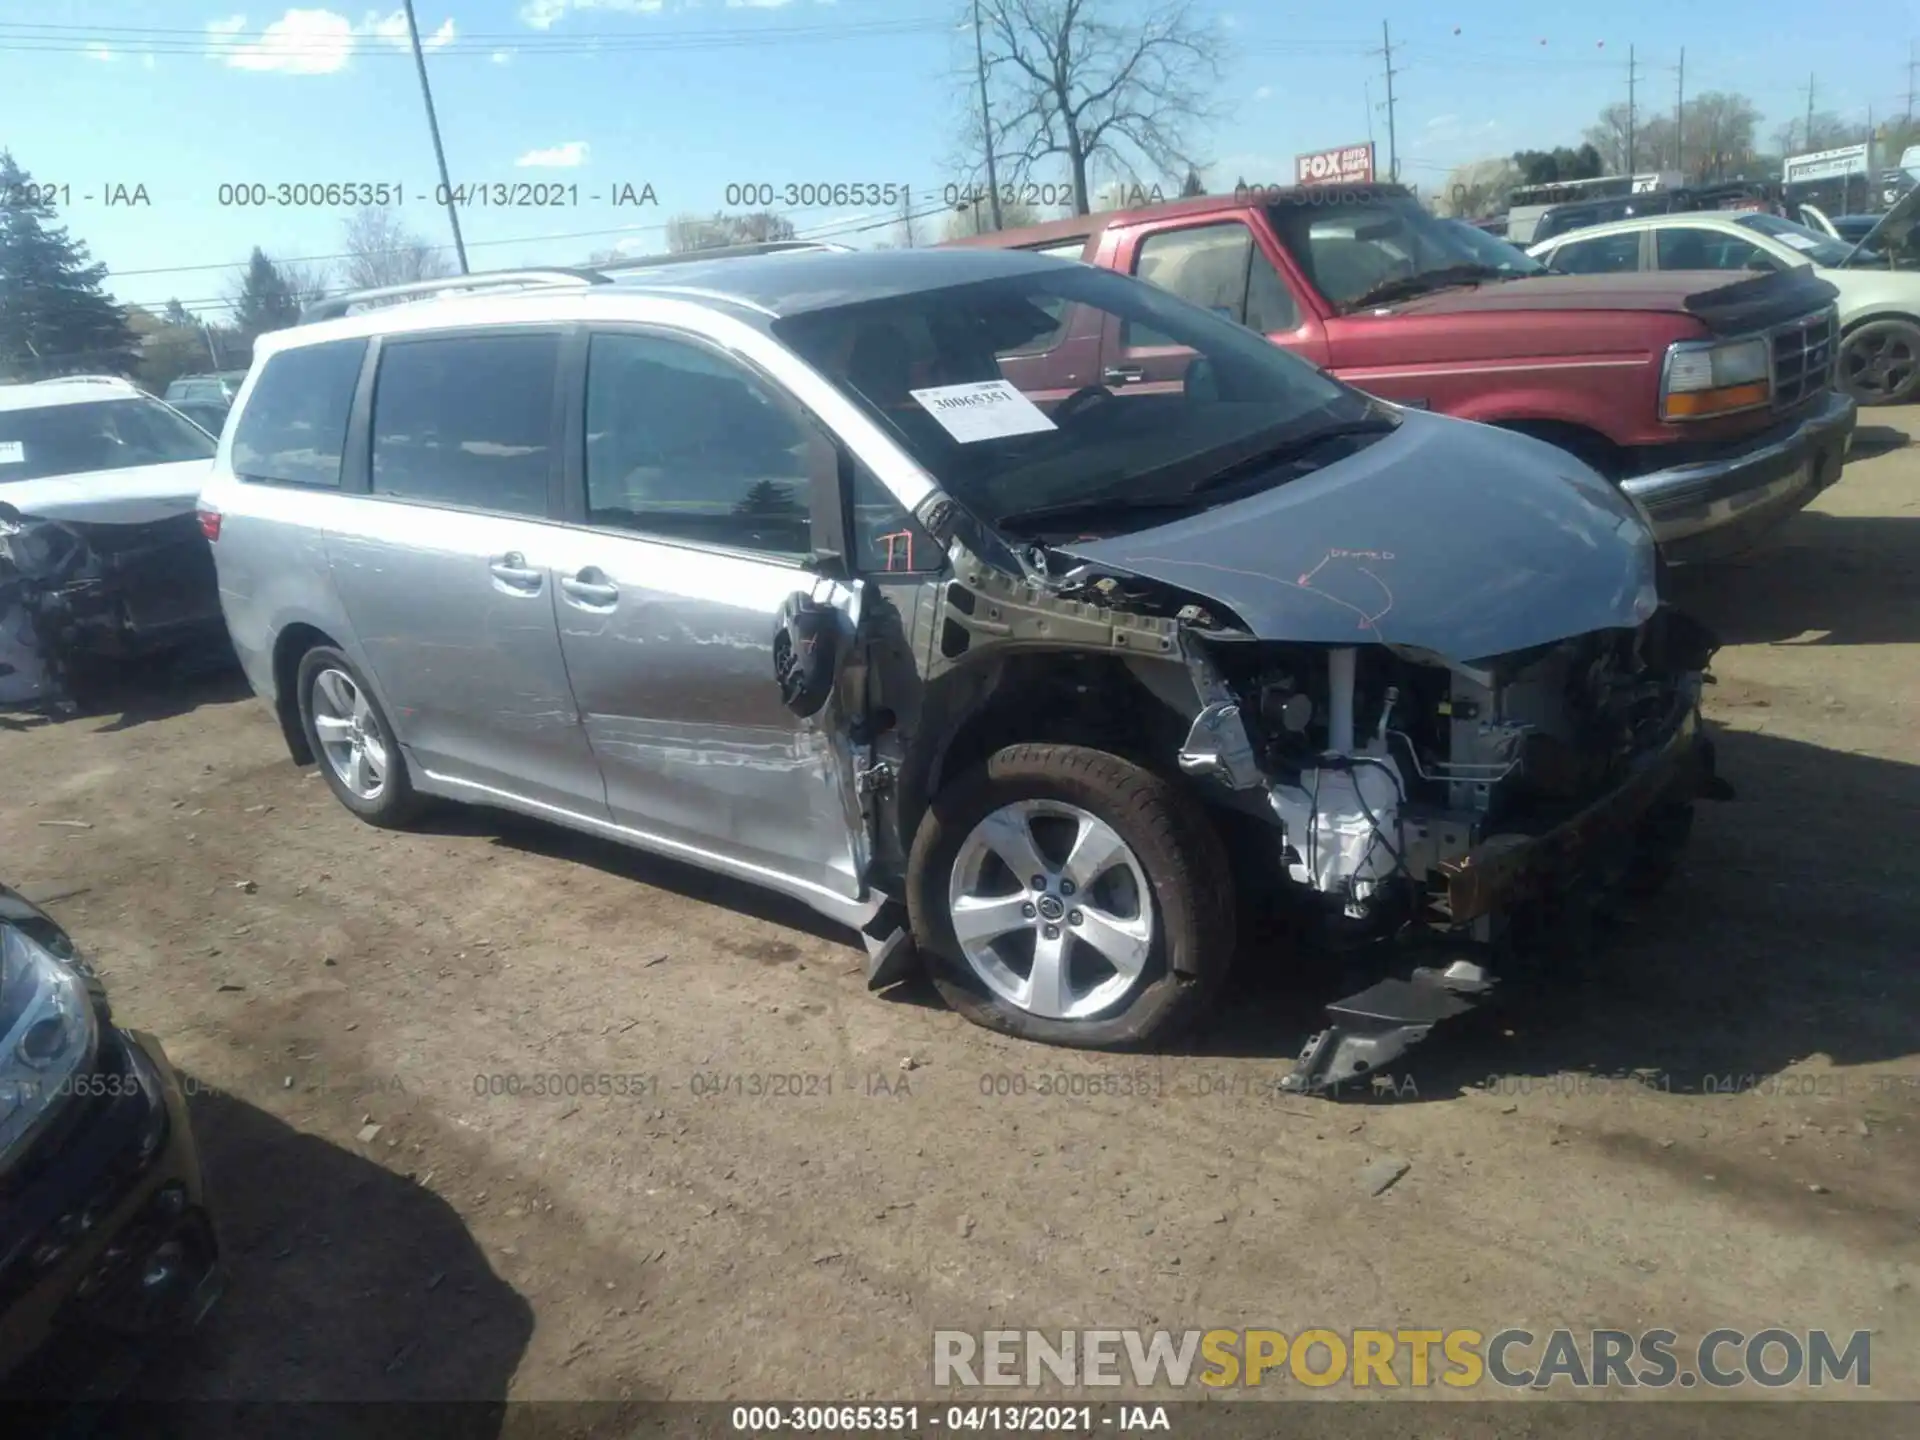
<box><xmin>3</xmin><ymin>410</ymin><xmax>1918</xmax><ymax>1422</ymax></box>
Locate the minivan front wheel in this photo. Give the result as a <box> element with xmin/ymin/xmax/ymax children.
<box><xmin>907</xmin><ymin>744</ymin><xmax>1234</xmax><ymax>1047</ymax></box>
<box><xmin>296</xmin><ymin>646</ymin><xmax>423</xmax><ymax>827</ymax></box>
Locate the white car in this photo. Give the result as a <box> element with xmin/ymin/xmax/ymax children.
<box><xmin>0</xmin><ymin>376</ymin><xmax>223</xmax><ymax>709</ymax></box>
<box><xmin>1527</xmin><ymin>189</ymin><xmax>1920</xmax><ymax>406</ymax></box>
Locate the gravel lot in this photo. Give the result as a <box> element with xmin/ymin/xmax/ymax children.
<box><xmin>4</xmin><ymin>410</ymin><xmax>1918</xmax><ymax>1422</ymax></box>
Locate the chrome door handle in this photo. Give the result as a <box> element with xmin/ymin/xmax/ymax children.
<box><xmin>489</xmin><ymin>552</ymin><xmax>543</xmax><ymax>591</ymax></box>
<box><xmin>560</xmin><ymin>571</ymin><xmax>619</xmax><ymax>606</ymax></box>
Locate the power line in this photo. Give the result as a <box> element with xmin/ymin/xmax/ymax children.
<box><xmin>107</xmin><ymin>193</ymin><xmax>967</xmax><ymax>313</ymax></box>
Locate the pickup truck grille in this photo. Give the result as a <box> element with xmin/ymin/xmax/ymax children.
<box><xmin>1771</xmin><ymin>308</ymin><xmax>1838</xmax><ymax>410</ymax></box>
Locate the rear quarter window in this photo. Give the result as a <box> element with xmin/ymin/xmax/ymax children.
<box><xmin>230</xmin><ymin>339</ymin><xmax>366</xmax><ymax>488</ymax></box>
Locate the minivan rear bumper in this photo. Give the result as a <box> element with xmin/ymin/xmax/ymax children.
<box><xmin>1621</xmin><ymin>390</ymin><xmax>1856</xmax><ymax>563</ymax></box>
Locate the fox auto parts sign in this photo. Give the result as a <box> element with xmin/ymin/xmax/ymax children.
<box><xmin>1296</xmin><ymin>143</ymin><xmax>1376</xmax><ymax>186</ymax></box>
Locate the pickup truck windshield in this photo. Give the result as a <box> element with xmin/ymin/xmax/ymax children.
<box><xmin>1268</xmin><ymin>194</ymin><xmax>1534</xmax><ymax>310</ymax></box>
<box><xmin>774</xmin><ymin>262</ymin><xmax>1377</xmax><ymax>535</ymax></box>
<box><xmin>0</xmin><ymin>397</ymin><xmax>217</xmax><ymax>482</ymax></box>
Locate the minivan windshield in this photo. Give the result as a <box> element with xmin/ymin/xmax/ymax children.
<box><xmin>774</xmin><ymin>261</ymin><xmax>1386</xmax><ymax>537</ymax></box>
<box><xmin>0</xmin><ymin>396</ymin><xmax>217</xmax><ymax>482</ymax></box>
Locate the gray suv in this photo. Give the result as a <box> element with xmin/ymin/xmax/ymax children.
<box><xmin>199</xmin><ymin>245</ymin><xmax>1725</xmax><ymax>1090</ymax></box>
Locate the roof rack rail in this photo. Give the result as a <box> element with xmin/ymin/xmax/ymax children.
<box><xmin>32</xmin><ymin>374</ymin><xmax>135</xmax><ymax>386</ymax></box>
<box><xmin>299</xmin><ymin>267</ymin><xmax>610</xmax><ymax>324</ymax></box>
<box><xmin>298</xmin><ymin>242</ymin><xmax>855</xmax><ymax>323</ymax></box>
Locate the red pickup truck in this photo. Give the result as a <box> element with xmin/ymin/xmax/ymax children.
<box><xmin>946</xmin><ymin>185</ymin><xmax>1857</xmax><ymax>562</ymax></box>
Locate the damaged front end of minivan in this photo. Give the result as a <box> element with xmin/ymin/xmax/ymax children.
<box><xmin>0</xmin><ymin>503</ymin><xmax>222</xmax><ymax>714</ymax></box>
<box><xmin>852</xmin><ymin>413</ymin><xmax>1733</xmax><ymax>1095</ymax></box>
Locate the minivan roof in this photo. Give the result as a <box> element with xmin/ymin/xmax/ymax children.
<box><xmin>271</xmin><ymin>246</ymin><xmax>1073</xmax><ymax>353</ymax></box>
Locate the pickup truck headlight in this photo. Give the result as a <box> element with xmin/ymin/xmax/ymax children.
<box><xmin>0</xmin><ymin>922</ymin><xmax>100</xmax><ymax>1172</ymax></box>
<box><xmin>1661</xmin><ymin>336</ymin><xmax>1771</xmax><ymax>421</ymax></box>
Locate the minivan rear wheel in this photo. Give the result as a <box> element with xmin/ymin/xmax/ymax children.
<box><xmin>906</xmin><ymin>743</ymin><xmax>1234</xmax><ymax>1047</ymax></box>
<box><xmin>296</xmin><ymin>646</ymin><xmax>423</xmax><ymax>827</ymax></box>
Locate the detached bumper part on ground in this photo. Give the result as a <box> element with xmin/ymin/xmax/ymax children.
<box><xmin>1623</xmin><ymin>391</ymin><xmax>1857</xmax><ymax>562</ymax></box>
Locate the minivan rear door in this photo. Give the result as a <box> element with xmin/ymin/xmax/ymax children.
<box><xmin>324</xmin><ymin>327</ymin><xmax>611</xmax><ymax>819</ymax></box>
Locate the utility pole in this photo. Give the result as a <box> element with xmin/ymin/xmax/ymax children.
<box><xmin>972</xmin><ymin>0</ymin><xmax>1003</xmax><ymax>230</ymax></box>
<box><xmin>1907</xmin><ymin>41</ymin><xmax>1917</xmax><ymax>125</ymax></box>
<box><xmin>1805</xmin><ymin>73</ymin><xmax>1816</xmax><ymax>153</ymax></box>
<box><xmin>1674</xmin><ymin>48</ymin><xmax>1685</xmax><ymax>176</ymax></box>
<box><xmin>1379</xmin><ymin>21</ymin><xmax>1400</xmax><ymax>183</ymax></box>
<box><xmin>899</xmin><ymin>189</ymin><xmax>917</xmax><ymax>249</ymax></box>
<box><xmin>1626</xmin><ymin>45</ymin><xmax>1639</xmax><ymax>177</ymax></box>
<box><xmin>402</xmin><ymin>0</ymin><xmax>468</xmax><ymax>275</ymax></box>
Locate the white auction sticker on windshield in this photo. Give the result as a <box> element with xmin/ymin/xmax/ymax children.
<box><xmin>0</xmin><ymin>442</ymin><xmax>23</xmax><ymax>465</ymax></box>
<box><xmin>1778</xmin><ymin>232</ymin><xmax>1821</xmax><ymax>251</ymax></box>
<box><xmin>909</xmin><ymin>380</ymin><xmax>1057</xmax><ymax>442</ymax></box>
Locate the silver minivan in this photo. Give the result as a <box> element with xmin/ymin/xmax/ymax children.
<box><xmin>199</xmin><ymin>245</ymin><xmax>1723</xmax><ymax>1090</ymax></box>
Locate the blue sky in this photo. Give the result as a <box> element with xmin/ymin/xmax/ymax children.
<box><xmin>0</xmin><ymin>0</ymin><xmax>1903</xmax><ymax>323</ymax></box>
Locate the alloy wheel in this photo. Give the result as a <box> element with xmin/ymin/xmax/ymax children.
<box><xmin>310</xmin><ymin>667</ymin><xmax>389</xmax><ymax>801</ymax></box>
<box><xmin>1843</xmin><ymin>328</ymin><xmax>1918</xmax><ymax>402</ymax></box>
<box><xmin>946</xmin><ymin>800</ymin><xmax>1155</xmax><ymax>1021</ymax></box>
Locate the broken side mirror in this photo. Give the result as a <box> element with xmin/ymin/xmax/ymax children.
<box><xmin>772</xmin><ymin>590</ymin><xmax>843</xmax><ymax>718</ymax></box>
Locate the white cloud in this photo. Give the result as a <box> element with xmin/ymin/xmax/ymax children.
<box><xmin>1426</xmin><ymin>114</ymin><xmax>1458</xmax><ymax>131</ymax></box>
<box><xmin>1252</xmin><ymin>85</ymin><xmax>1271</xmax><ymax>101</ymax></box>
<box><xmin>491</xmin><ymin>49</ymin><xmax>513</xmax><ymax>64</ymax></box>
<box><xmin>519</xmin><ymin>0</ymin><xmax>664</xmax><ymax>28</ymax></box>
<box><xmin>516</xmin><ymin>140</ymin><xmax>590</xmax><ymax>167</ymax></box>
<box><xmin>726</xmin><ymin>0</ymin><xmax>795</xmax><ymax>7</ymax></box>
<box><xmin>206</xmin><ymin>8</ymin><xmax>454</xmax><ymax>73</ymax></box>
<box><xmin>142</xmin><ymin>53</ymin><xmax>158</xmax><ymax>69</ymax></box>
<box><xmin>86</xmin><ymin>45</ymin><xmax>118</xmax><ymax>62</ymax></box>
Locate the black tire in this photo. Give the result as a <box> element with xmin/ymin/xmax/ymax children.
<box><xmin>295</xmin><ymin>645</ymin><xmax>424</xmax><ymax>828</ymax></box>
<box><xmin>1840</xmin><ymin>318</ymin><xmax>1920</xmax><ymax>406</ymax></box>
<box><xmin>906</xmin><ymin>743</ymin><xmax>1235</xmax><ymax>1048</ymax></box>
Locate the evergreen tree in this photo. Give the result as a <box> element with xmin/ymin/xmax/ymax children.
<box><xmin>162</xmin><ymin>298</ymin><xmax>195</xmax><ymax>327</ymax></box>
<box><xmin>0</xmin><ymin>151</ymin><xmax>139</xmax><ymax>380</ymax></box>
<box><xmin>231</xmin><ymin>247</ymin><xmax>302</xmax><ymax>341</ymax></box>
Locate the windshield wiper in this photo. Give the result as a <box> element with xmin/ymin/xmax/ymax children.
<box><xmin>1184</xmin><ymin>417</ymin><xmax>1400</xmax><ymax>496</ymax></box>
<box><xmin>1345</xmin><ymin>263</ymin><xmax>1513</xmax><ymax>312</ymax></box>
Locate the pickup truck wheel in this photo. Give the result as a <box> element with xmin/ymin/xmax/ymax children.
<box><xmin>1841</xmin><ymin>318</ymin><xmax>1920</xmax><ymax>406</ymax></box>
<box><xmin>906</xmin><ymin>743</ymin><xmax>1235</xmax><ymax>1048</ymax></box>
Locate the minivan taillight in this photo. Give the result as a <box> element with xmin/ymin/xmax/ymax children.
<box><xmin>197</xmin><ymin>507</ymin><xmax>222</xmax><ymax>541</ymax></box>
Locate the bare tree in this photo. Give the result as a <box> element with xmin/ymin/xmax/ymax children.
<box><xmin>1585</xmin><ymin>91</ymin><xmax>1760</xmax><ymax>180</ymax></box>
<box><xmin>341</xmin><ymin>206</ymin><xmax>454</xmax><ymax>290</ymax></box>
<box><xmin>1773</xmin><ymin>112</ymin><xmax>1868</xmax><ymax>157</ymax></box>
<box><xmin>1437</xmin><ymin>158</ymin><xmax>1520</xmax><ymax>219</ymax></box>
<box><xmin>665</xmin><ymin>211</ymin><xmax>798</xmax><ymax>253</ymax></box>
<box><xmin>970</xmin><ymin>0</ymin><xmax>1224</xmax><ymax>215</ymax></box>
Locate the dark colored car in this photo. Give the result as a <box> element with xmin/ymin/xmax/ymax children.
<box><xmin>161</xmin><ymin>372</ymin><xmax>247</xmax><ymax>437</ymax></box>
<box><xmin>0</xmin><ymin>883</ymin><xmax>222</xmax><ymax>1389</ymax></box>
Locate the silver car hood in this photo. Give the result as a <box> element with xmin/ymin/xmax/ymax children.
<box><xmin>1057</xmin><ymin>409</ymin><xmax>1660</xmax><ymax>663</ymax></box>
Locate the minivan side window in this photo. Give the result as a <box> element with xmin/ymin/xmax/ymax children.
<box><xmin>370</xmin><ymin>332</ymin><xmax>559</xmax><ymax>517</ymax></box>
<box><xmin>584</xmin><ymin>331</ymin><xmax>815</xmax><ymax>559</ymax></box>
<box><xmin>230</xmin><ymin>339</ymin><xmax>365</xmax><ymax>488</ymax></box>
<box><xmin>1125</xmin><ymin>222</ymin><xmax>1298</xmax><ymax>347</ymax></box>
